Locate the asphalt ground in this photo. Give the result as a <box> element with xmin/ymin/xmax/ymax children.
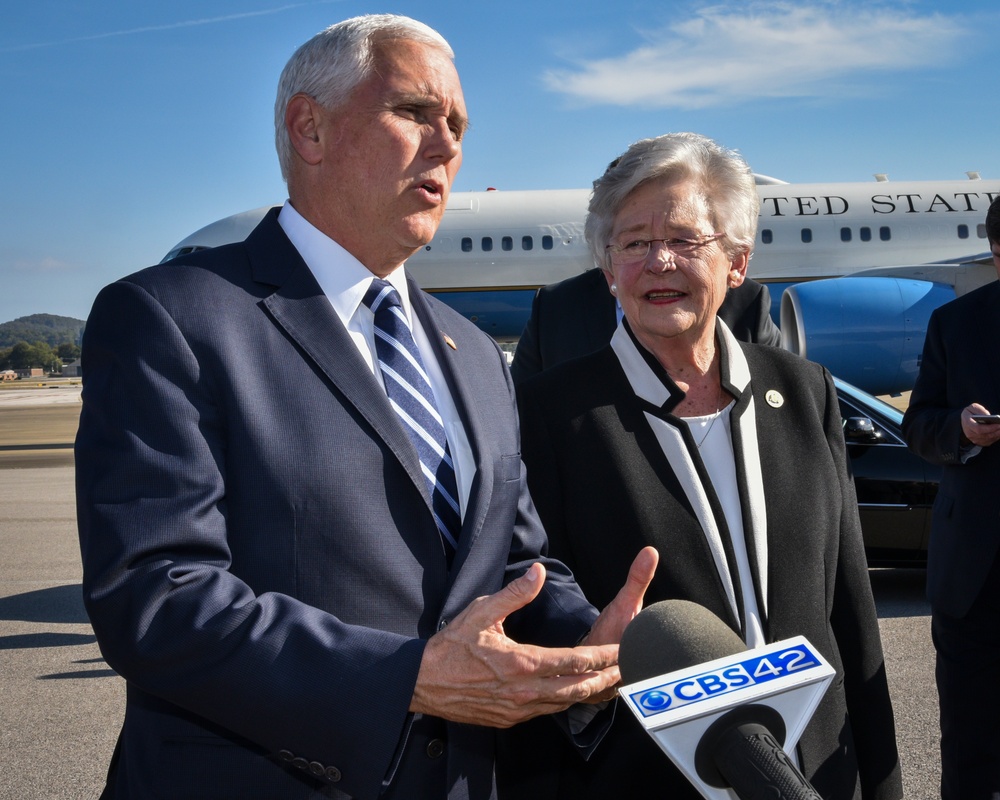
<box><xmin>0</xmin><ymin>385</ymin><xmax>941</xmax><ymax>798</ymax></box>
<box><xmin>0</xmin><ymin>382</ymin><xmax>81</xmax><ymax>470</ymax></box>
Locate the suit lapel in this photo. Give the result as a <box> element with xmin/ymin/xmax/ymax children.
<box><xmin>609</xmin><ymin>326</ymin><xmax>747</xmax><ymax>633</ymax></box>
<box><xmin>717</xmin><ymin>331</ymin><xmax>770</xmax><ymax>632</ymax></box>
<box><xmin>609</xmin><ymin>322</ymin><xmax>774</xmax><ymax>639</ymax></box>
<box><xmin>408</xmin><ymin>283</ymin><xmax>493</xmax><ymax>572</ymax></box>
<box><xmin>247</xmin><ymin>213</ymin><xmax>427</xmax><ymax>496</ymax></box>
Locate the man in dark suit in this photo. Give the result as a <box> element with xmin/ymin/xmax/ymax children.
<box><xmin>510</xmin><ymin>266</ymin><xmax>780</xmax><ymax>385</ymax></box>
<box><xmin>902</xmin><ymin>195</ymin><xmax>1000</xmax><ymax>799</ymax></box>
<box><xmin>75</xmin><ymin>15</ymin><xmax>655</xmax><ymax>800</ymax></box>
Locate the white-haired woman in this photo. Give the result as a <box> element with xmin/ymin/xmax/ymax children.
<box><xmin>499</xmin><ymin>133</ymin><xmax>902</xmax><ymax>800</ymax></box>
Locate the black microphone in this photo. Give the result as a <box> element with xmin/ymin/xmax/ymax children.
<box><xmin>619</xmin><ymin>600</ymin><xmax>823</xmax><ymax>800</ymax></box>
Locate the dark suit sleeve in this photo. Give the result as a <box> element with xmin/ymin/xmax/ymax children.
<box><xmin>902</xmin><ymin>308</ymin><xmax>966</xmax><ymax>464</ymax></box>
<box><xmin>751</xmin><ymin>282</ymin><xmax>782</xmax><ymax>347</ymax></box>
<box><xmin>513</xmin><ymin>378</ymin><xmax>571</xmax><ymax>575</ymax></box>
<box><xmin>499</xmin><ymin>353</ymin><xmax>598</xmax><ymax>646</ymax></box>
<box><xmin>510</xmin><ymin>289</ymin><xmax>544</xmax><ymax>387</ymax></box>
<box><xmin>718</xmin><ymin>279</ymin><xmax>781</xmax><ymax>346</ymax></box>
<box><xmin>510</xmin><ymin>271</ymin><xmax>619</xmax><ymax>387</ymax></box>
<box><xmin>76</xmin><ymin>280</ymin><xmax>425</xmax><ymax>799</ymax></box>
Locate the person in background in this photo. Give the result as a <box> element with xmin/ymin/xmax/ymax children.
<box><xmin>510</xmin><ymin>262</ymin><xmax>780</xmax><ymax>386</ymax></box>
<box><xmin>75</xmin><ymin>15</ymin><xmax>656</xmax><ymax>800</ymax></box>
<box><xmin>498</xmin><ymin>132</ymin><xmax>901</xmax><ymax>800</ymax></box>
<box><xmin>901</xmin><ymin>195</ymin><xmax>1000</xmax><ymax>800</ymax></box>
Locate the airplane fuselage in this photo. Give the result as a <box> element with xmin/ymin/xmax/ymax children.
<box><xmin>163</xmin><ymin>175</ymin><xmax>1000</xmax><ymax>379</ymax></box>
<box><xmin>403</xmin><ymin>178</ymin><xmax>999</xmax><ymax>291</ymax></box>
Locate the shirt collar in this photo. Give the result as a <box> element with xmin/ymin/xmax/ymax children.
<box><xmin>277</xmin><ymin>201</ymin><xmax>411</xmax><ymax>326</ymax></box>
<box><xmin>610</xmin><ymin>317</ymin><xmax>751</xmax><ymax>412</ymax></box>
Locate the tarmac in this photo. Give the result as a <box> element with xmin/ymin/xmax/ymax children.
<box><xmin>0</xmin><ymin>382</ymin><xmax>122</xmax><ymax>798</ymax></box>
<box><xmin>0</xmin><ymin>383</ymin><xmax>82</xmax><ymax>470</ymax></box>
<box><xmin>0</xmin><ymin>381</ymin><xmax>942</xmax><ymax>798</ymax></box>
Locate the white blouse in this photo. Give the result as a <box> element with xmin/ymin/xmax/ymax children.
<box><xmin>611</xmin><ymin>321</ymin><xmax>769</xmax><ymax>648</ymax></box>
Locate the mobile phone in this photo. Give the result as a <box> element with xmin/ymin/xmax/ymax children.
<box><xmin>971</xmin><ymin>414</ymin><xmax>1000</xmax><ymax>424</ymax></box>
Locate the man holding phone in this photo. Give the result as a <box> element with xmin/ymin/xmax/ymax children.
<box><xmin>902</xmin><ymin>195</ymin><xmax>1000</xmax><ymax>799</ymax></box>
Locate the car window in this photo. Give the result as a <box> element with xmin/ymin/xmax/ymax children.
<box><xmin>838</xmin><ymin>397</ymin><xmax>904</xmax><ymax>445</ymax></box>
<box><xmin>834</xmin><ymin>378</ymin><xmax>904</xmax><ymax>426</ymax></box>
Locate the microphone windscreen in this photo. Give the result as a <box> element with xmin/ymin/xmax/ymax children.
<box><xmin>619</xmin><ymin>599</ymin><xmax>747</xmax><ymax>684</ymax></box>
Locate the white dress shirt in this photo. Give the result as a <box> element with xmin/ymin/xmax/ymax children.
<box><xmin>277</xmin><ymin>202</ymin><xmax>474</xmax><ymax>519</ymax></box>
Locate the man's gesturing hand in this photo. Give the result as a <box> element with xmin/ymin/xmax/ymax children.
<box><xmin>410</xmin><ymin>562</ymin><xmax>622</xmax><ymax>728</ymax></box>
<box><xmin>582</xmin><ymin>546</ymin><xmax>659</xmax><ymax>648</ymax></box>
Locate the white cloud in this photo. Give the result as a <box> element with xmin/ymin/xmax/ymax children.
<box><xmin>543</xmin><ymin>3</ymin><xmax>968</xmax><ymax>108</ymax></box>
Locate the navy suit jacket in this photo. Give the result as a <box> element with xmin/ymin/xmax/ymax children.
<box><xmin>75</xmin><ymin>209</ymin><xmax>598</xmax><ymax>800</ymax></box>
<box><xmin>902</xmin><ymin>280</ymin><xmax>1000</xmax><ymax>618</ymax></box>
<box><xmin>510</xmin><ymin>267</ymin><xmax>780</xmax><ymax>386</ymax></box>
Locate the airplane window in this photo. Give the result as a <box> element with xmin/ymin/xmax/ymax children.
<box><xmin>522</xmin><ymin>236</ymin><xmax>533</xmax><ymax>251</ymax></box>
<box><xmin>502</xmin><ymin>236</ymin><xmax>513</xmax><ymax>251</ymax></box>
<box><xmin>482</xmin><ymin>237</ymin><xmax>493</xmax><ymax>252</ymax></box>
<box><xmin>860</xmin><ymin>227</ymin><xmax>872</xmax><ymax>242</ymax></box>
<box><xmin>957</xmin><ymin>225</ymin><xmax>969</xmax><ymax>240</ymax></box>
<box><xmin>840</xmin><ymin>228</ymin><xmax>852</xmax><ymax>242</ymax></box>
<box><xmin>462</xmin><ymin>237</ymin><xmax>473</xmax><ymax>252</ymax></box>
<box><xmin>978</xmin><ymin>224</ymin><xmax>988</xmax><ymax>239</ymax></box>
<box><xmin>880</xmin><ymin>227</ymin><xmax>891</xmax><ymax>242</ymax></box>
<box><xmin>760</xmin><ymin>229</ymin><xmax>773</xmax><ymax>244</ymax></box>
<box><xmin>542</xmin><ymin>235</ymin><xmax>554</xmax><ymax>250</ymax></box>
<box><xmin>801</xmin><ymin>229</ymin><xmax>812</xmax><ymax>243</ymax></box>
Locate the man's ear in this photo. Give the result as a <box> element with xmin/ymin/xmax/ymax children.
<box><xmin>285</xmin><ymin>93</ymin><xmax>325</xmax><ymax>166</ymax></box>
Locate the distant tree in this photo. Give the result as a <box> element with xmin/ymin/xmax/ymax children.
<box><xmin>34</xmin><ymin>341</ymin><xmax>61</xmax><ymax>372</ymax></box>
<box><xmin>57</xmin><ymin>342</ymin><xmax>81</xmax><ymax>362</ymax></box>
<box><xmin>0</xmin><ymin>346</ymin><xmax>11</xmax><ymax>370</ymax></box>
<box><xmin>0</xmin><ymin>314</ymin><xmax>85</xmax><ymax>349</ymax></box>
<box><xmin>7</xmin><ymin>340</ymin><xmax>61</xmax><ymax>372</ymax></box>
<box><xmin>8</xmin><ymin>342</ymin><xmax>35</xmax><ymax>369</ymax></box>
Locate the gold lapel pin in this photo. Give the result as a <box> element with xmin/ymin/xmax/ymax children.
<box><xmin>443</xmin><ymin>334</ymin><xmax>457</xmax><ymax>350</ymax></box>
<box><xmin>766</xmin><ymin>390</ymin><xmax>784</xmax><ymax>408</ymax></box>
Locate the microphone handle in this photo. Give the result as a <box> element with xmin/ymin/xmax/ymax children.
<box><xmin>713</xmin><ymin>723</ymin><xmax>822</xmax><ymax>800</ymax></box>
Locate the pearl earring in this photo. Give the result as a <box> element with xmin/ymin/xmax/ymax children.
<box><xmin>610</xmin><ymin>283</ymin><xmax>617</xmax><ymax>294</ymax></box>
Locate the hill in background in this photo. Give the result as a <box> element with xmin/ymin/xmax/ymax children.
<box><xmin>0</xmin><ymin>314</ymin><xmax>86</xmax><ymax>348</ymax></box>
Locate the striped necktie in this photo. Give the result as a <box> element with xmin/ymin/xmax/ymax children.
<box><xmin>363</xmin><ymin>279</ymin><xmax>460</xmax><ymax>563</ymax></box>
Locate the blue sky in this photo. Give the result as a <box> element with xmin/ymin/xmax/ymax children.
<box><xmin>1</xmin><ymin>0</ymin><xmax>997</xmax><ymax>325</ymax></box>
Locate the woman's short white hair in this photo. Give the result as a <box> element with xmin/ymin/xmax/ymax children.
<box><xmin>274</xmin><ymin>14</ymin><xmax>454</xmax><ymax>182</ymax></box>
<box><xmin>584</xmin><ymin>132</ymin><xmax>760</xmax><ymax>271</ymax></box>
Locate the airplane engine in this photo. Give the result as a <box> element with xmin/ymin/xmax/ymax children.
<box><xmin>779</xmin><ymin>276</ymin><xmax>954</xmax><ymax>396</ymax></box>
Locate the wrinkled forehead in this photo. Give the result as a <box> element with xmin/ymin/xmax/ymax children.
<box><xmin>612</xmin><ymin>179</ymin><xmax>712</xmax><ymax>235</ymax></box>
<box><xmin>370</xmin><ymin>37</ymin><xmax>468</xmax><ymax>119</ymax></box>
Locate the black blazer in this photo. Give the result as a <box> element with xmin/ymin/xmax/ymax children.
<box><xmin>902</xmin><ymin>280</ymin><xmax>1000</xmax><ymax>618</ymax></box>
<box><xmin>499</xmin><ymin>323</ymin><xmax>901</xmax><ymax>800</ymax></box>
<box><xmin>510</xmin><ymin>267</ymin><xmax>780</xmax><ymax>386</ymax></box>
<box><xmin>75</xmin><ymin>209</ymin><xmax>599</xmax><ymax>800</ymax></box>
